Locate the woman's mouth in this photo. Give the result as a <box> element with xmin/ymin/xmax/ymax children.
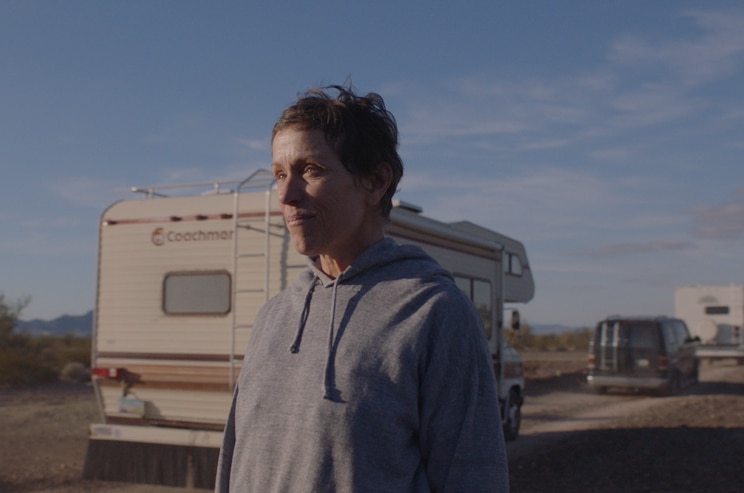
<box><xmin>285</xmin><ymin>211</ymin><xmax>314</xmax><ymax>226</ymax></box>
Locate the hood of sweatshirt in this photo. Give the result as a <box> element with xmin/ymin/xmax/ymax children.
<box><xmin>285</xmin><ymin>237</ymin><xmax>452</xmax><ymax>400</ymax></box>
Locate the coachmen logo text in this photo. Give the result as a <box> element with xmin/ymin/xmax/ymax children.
<box><xmin>151</xmin><ymin>227</ymin><xmax>234</xmax><ymax>246</ymax></box>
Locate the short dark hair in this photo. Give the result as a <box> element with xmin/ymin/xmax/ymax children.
<box><xmin>272</xmin><ymin>85</ymin><xmax>404</xmax><ymax>217</ymax></box>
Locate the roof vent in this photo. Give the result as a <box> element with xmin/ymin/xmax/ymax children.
<box><xmin>392</xmin><ymin>199</ymin><xmax>423</xmax><ymax>213</ymax></box>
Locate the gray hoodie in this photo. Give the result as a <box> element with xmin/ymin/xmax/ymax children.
<box><xmin>215</xmin><ymin>237</ymin><xmax>509</xmax><ymax>493</ymax></box>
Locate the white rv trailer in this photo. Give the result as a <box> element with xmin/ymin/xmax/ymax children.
<box><xmin>674</xmin><ymin>284</ymin><xmax>744</xmax><ymax>362</ymax></box>
<box><xmin>83</xmin><ymin>170</ymin><xmax>535</xmax><ymax>488</ymax></box>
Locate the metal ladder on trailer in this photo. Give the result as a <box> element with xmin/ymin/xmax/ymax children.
<box><xmin>229</xmin><ymin>169</ymin><xmax>277</xmax><ymax>388</ymax></box>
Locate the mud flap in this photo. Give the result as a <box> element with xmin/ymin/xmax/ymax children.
<box><xmin>82</xmin><ymin>439</ymin><xmax>219</xmax><ymax>489</ymax></box>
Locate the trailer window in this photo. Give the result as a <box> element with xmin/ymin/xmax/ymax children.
<box><xmin>454</xmin><ymin>276</ymin><xmax>492</xmax><ymax>338</ymax></box>
<box><xmin>473</xmin><ymin>280</ymin><xmax>492</xmax><ymax>338</ymax></box>
<box><xmin>504</xmin><ymin>253</ymin><xmax>523</xmax><ymax>276</ymax></box>
<box><xmin>705</xmin><ymin>306</ymin><xmax>730</xmax><ymax>315</ymax></box>
<box><xmin>454</xmin><ymin>277</ymin><xmax>471</xmax><ymax>297</ymax></box>
<box><xmin>163</xmin><ymin>271</ymin><xmax>231</xmax><ymax>315</ymax></box>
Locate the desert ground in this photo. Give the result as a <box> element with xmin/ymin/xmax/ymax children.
<box><xmin>1</xmin><ymin>351</ymin><xmax>743</xmax><ymax>493</ymax></box>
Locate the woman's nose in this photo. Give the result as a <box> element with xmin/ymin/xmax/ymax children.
<box><xmin>277</xmin><ymin>175</ymin><xmax>301</xmax><ymax>205</ymax></box>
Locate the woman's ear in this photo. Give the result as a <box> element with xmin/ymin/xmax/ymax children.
<box><xmin>366</xmin><ymin>162</ymin><xmax>393</xmax><ymax>205</ymax></box>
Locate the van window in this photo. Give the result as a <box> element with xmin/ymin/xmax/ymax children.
<box><xmin>673</xmin><ymin>320</ymin><xmax>691</xmax><ymax>344</ymax></box>
<box><xmin>628</xmin><ymin>322</ymin><xmax>661</xmax><ymax>351</ymax></box>
<box><xmin>662</xmin><ymin>323</ymin><xmax>679</xmax><ymax>353</ymax></box>
<box><xmin>163</xmin><ymin>271</ymin><xmax>231</xmax><ymax>315</ymax></box>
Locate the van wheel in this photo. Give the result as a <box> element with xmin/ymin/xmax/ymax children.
<box><xmin>663</xmin><ymin>372</ymin><xmax>680</xmax><ymax>396</ymax></box>
<box><xmin>502</xmin><ymin>388</ymin><xmax>521</xmax><ymax>441</ymax></box>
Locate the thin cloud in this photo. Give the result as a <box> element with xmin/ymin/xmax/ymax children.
<box><xmin>587</xmin><ymin>147</ymin><xmax>632</xmax><ymax>161</ymax></box>
<box><xmin>235</xmin><ymin>137</ymin><xmax>268</xmax><ymax>151</ymax></box>
<box><xmin>720</xmin><ymin>104</ymin><xmax>744</xmax><ymax>121</ymax></box>
<box><xmin>399</xmin><ymin>166</ymin><xmax>670</xmax><ymax>247</ymax></box>
<box><xmin>567</xmin><ymin>240</ymin><xmax>696</xmax><ymax>258</ymax></box>
<box><xmin>521</xmin><ymin>139</ymin><xmax>572</xmax><ymax>151</ymax></box>
<box><xmin>691</xmin><ymin>188</ymin><xmax>744</xmax><ymax>240</ymax></box>
<box><xmin>399</xmin><ymin>77</ymin><xmax>595</xmax><ymax>144</ymax></box>
<box><xmin>608</xmin><ymin>83</ymin><xmax>695</xmax><ymax>128</ymax></box>
<box><xmin>609</xmin><ymin>9</ymin><xmax>744</xmax><ymax>86</ymax></box>
<box><xmin>0</xmin><ymin>228</ymin><xmax>95</xmax><ymax>256</ymax></box>
<box><xmin>530</xmin><ymin>260</ymin><xmax>610</xmax><ymax>275</ymax></box>
<box><xmin>393</xmin><ymin>8</ymin><xmax>744</xmax><ymax>158</ymax></box>
<box><xmin>50</xmin><ymin>176</ymin><xmax>130</xmax><ymax>209</ymax></box>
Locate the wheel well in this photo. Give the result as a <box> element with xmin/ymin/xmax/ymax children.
<box><xmin>509</xmin><ymin>385</ymin><xmax>523</xmax><ymax>404</ymax></box>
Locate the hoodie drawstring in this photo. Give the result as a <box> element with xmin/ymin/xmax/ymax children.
<box><xmin>323</xmin><ymin>281</ymin><xmax>340</xmax><ymax>400</ymax></box>
<box><xmin>289</xmin><ymin>280</ymin><xmax>316</xmax><ymax>354</ymax></box>
<box><xmin>288</xmin><ymin>276</ymin><xmax>343</xmax><ymax>401</ymax></box>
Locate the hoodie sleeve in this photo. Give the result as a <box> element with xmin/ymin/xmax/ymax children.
<box><xmin>418</xmin><ymin>289</ymin><xmax>510</xmax><ymax>493</ymax></box>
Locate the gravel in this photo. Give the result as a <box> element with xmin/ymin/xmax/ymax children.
<box><xmin>1</xmin><ymin>355</ymin><xmax>743</xmax><ymax>493</ymax></box>
<box><xmin>509</xmin><ymin>358</ymin><xmax>744</xmax><ymax>493</ymax></box>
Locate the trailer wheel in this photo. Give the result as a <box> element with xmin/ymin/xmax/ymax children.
<box><xmin>502</xmin><ymin>388</ymin><xmax>521</xmax><ymax>441</ymax></box>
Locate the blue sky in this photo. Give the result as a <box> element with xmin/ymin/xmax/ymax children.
<box><xmin>2</xmin><ymin>1</ymin><xmax>743</xmax><ymax>328</ymax></box>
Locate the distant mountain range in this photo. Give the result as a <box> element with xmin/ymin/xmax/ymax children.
<box><xmin>16</xmin><ymin>311</ymin><xmax>93</xmax><ymax>337</ymax></box>
<box><xmin>14</xmin><ymin>311</ymin><xmax>579</xmax><ymax>338</ymax></box>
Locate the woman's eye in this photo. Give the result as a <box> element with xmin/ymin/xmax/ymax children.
<box><xmin>303</xmin><ymin>165</ymin><xmax>321</xmax><ymax>177</ymax></box>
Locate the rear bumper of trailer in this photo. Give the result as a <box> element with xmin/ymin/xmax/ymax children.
<box><xmin>695</xmin><ymin>345</ymin><xmax>744</xmax><ymax>360</ymax></box>
<box><xmin>83</xmin><ymin>424</ymin><xmax>223</xmax><ymax>489</ymax></box>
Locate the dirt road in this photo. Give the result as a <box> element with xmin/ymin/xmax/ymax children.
<box><xmin>509</xmin><ymin>359</ymin><xmax>744</xmax><ymax>492</ymax></box>
<box><xmin>1</xmin><ymin>353</ymin><xmax>743</xmax><ymax>492</ymax></box>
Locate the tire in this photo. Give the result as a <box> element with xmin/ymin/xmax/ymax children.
<box><xmin>502</xmin><ymin>388</ymin><xmax>522</xmax><ymax>441</ymax></box>
<box><xmin>662</xmin><ymin>372</ymin><xmax>680</xmax><ymax>396</ymax></box>
<box><xmin>690</xmin><ymin>362</ymin><xmax>699</xmax><ymax>385</ymax></box>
